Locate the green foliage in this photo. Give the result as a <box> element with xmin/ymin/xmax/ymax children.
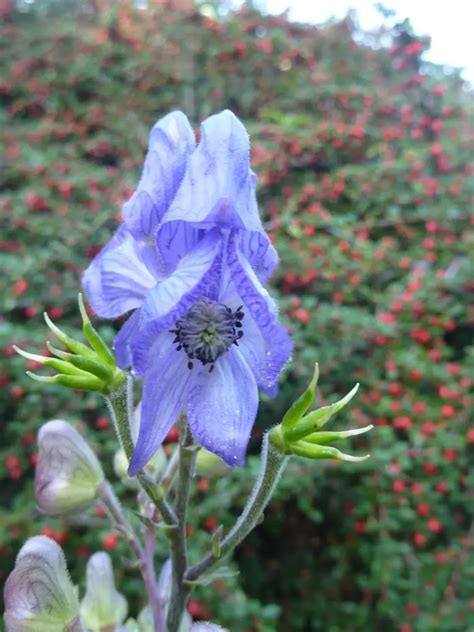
<box><xmin>0</xmin><ymin>2</ymin><xmax>472</xmax><ymax>631</ymax></box>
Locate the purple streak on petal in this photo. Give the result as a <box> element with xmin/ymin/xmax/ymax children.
<box><xmin>226</xmin><ymin>233</ymin><xmax>292</xmax><ymax>393</ymax></box>
<box><xmin>131</xmin><ymin>231</ymin><xmax>223</xmax><ymax>375</ymax></box>
<box><xmin>128</xmin><ymin>333</ymin><xmax>190</xmax><ymax>476</ymax></box>
<box><xmin>186</xmin><ymin>347</ymin><xmax>258</xmax><ymax>466</ymax></box>
<box><xmin>239</xmin><ymin>231</ymin><xmax>278</xmax><ymax>283</ymax></box>
<box><xmin>83</xmin><ymin>230</ymin><xmax>158</xmax><ymax>318</ymax></box>
<box><xmin>123</xmin><ymin>111</ymin><xmax>195</xmax><ymax>239</ymax></box>
<box><xmin>155</xmin><ymin>220</ymin><xmax>201</xmax><ymax>275</ymax></box>
<box><xmin>162</xmin><ymin>110</ymin><xmax>263</xmax><ymax>233</ymax></box>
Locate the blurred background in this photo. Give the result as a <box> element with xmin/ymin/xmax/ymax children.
<box><xmin>0</xmin><ymin>1</ymin><xmax>472</xmax><ymax>631</ymax></box>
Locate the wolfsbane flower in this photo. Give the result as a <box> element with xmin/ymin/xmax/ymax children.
<box><xmin>128</xmin><ymin>229</ymin><xmax>291</xmax><ymax>475</ymax></box>
<box><xmin>83</xmin><ymin>109</ymin><xmax>278</xmax><ymax>369</ymax></box>
<box><xmin>82</xmin><ymin>109</ymin><xmax>292</xmax><ymax>473</ymax></box>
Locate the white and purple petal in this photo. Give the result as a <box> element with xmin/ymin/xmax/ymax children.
<box><xmin>225</xmin><ymin>233</ymin><xmax>292</xmax><ymax>392</ymax></box>
<box><xmin>186</xmin><ymin>346</ymin><xmax>258</xmax><ymax>467</ymax></box>
<box><xmin>131</xmin><ymin>230</ymin><xmax>223</xmax><ymax>375</ymax></box>
<box><xmin>82</xmin><ymin>229</ymin><xmax>158</xmax><ymax>319</ymax></box>
<box><xmin>161</xmin><ymin>110</ymin><xmax>263</xmax><ymax>233</ymax></box>
<box><xmin>123</xmin><ymin>111</ymin><xmax>195</xmax><ymax>239</ymax></box>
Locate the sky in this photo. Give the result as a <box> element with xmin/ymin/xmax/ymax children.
<box><xmin>232</xmin><ymin>0</ymin><xmax>474</xmax><ymax>83</ymax></box>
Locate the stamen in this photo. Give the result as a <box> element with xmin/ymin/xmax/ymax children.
<box><xmin>170</xmin><ymin>298</ymin><xmax>245</xmax><ymax>370</ymax></box>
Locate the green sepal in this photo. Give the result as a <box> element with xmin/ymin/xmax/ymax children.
<box><xmin>303</xmin><ymin>424</ymin><xmax>374</xmax><ymax>445</ymax></box>
<box><xmin>14</xmin><ymin>346</ymin><xmax>93</xmax><ymax>379</ymax></box>
<box><xmin>284</xmin><ymin>383</ymin><xmax>359</xmax><ymax>442</ymax></box>
<box><xmin>27</xmin><ymin>371</ymin><xmax>105</xmax><ymax>392</ymax></box>
<box><xmin>290</xmin><ymin>441</ymin><xmax>370</xmax><ymax>462</ymax></box>
<box><xmin>281</xmin><ymin>363</ymin><xmax>319</xmax><ymax>430</ymax></box>
<box><xmin>78</xmin><ymin>294</ymin><xmax>116</xmax><ymax>368</ymax></box>
<box><xmin>44</xmin><ymin>311</ymin><xmax>96</xmax><ymax>358</ymax></box>
<box><xmin>47</xmin><ymin>342</ymin><xmax>114</xmax><ymax>382</ymax></box>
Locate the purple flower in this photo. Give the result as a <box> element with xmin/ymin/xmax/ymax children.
<box><xmin>82</xmin><ymin>109</ymin><xmax>292</xmax><ymax>474</ymax></box>
<box><xmin>128</xmin><ymin>230</ymin><xmax>291</xmax><ymax>474</ymax></box>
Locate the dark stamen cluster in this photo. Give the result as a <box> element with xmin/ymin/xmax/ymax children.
<box><xmin>170</xmin><ymin>298</ymin><xmax>244</xmax><ymax>373</ymax></box>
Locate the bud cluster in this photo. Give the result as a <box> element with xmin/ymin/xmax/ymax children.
<box><xmin>270</xmin><ymin>364</ymin><xmax>373</xmax><ymax>462</ymax></box>
<box><xmin>14</xmin><ymin>294</ymin><xmax>125</xmax><ymax>395</ymax></box>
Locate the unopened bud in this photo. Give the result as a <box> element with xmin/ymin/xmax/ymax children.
<box><xmin>195</xmin><ymin>448</ymin><xmax>230</xmax><ymax>479</ymax></box>
<box><xmin>14</xmin><ymin>294</ymin><xmax>125</xmax><ymax>395</ymax></box>
<box><xmin>35</xmin><ymin>420</ymin><xmax>104</xmax><ymax>516</ymax></box>
<box><xmin>270</xmin><ymin>368</ymin><xmax>372</xmax><ymax>463</ymax></box>
<box><xmin>80</xmin><ymin>552</ymin><xmax>128</xmax><ymax>631</ymax></box>
<box><xmin>191</xmin><ymin>624</ymin><xmax>229</xmax><ymax>631</ymax></box>
<box><xmin>3</xmin><ymin>536</ymin><xmax>81</xmax><ymax>632</ymax></box>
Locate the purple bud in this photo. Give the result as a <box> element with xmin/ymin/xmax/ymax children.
<box><xmin>35</xmin><ymin>420</ymin><xmax>104</xmax><ymax>516</ymax></box>
<box><xmin>3</xmin><ymin>536</ymin><xmax>81</xmax><ymax>631</ymax></box>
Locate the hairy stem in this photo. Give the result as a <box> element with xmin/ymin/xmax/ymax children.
<box><xmin>167</xmin><ymin>423</ymin><xmax>196</xmax><ymax>632</ymax></box>
<box><xmin>186</xmin><ymin>434</ymin><xmax>288</xmax><ymax>582</ymax></box>
<box><xmin>106</xmin><ymin>380</ymin><xmax>177</xmax><ymax>525</ymax></box>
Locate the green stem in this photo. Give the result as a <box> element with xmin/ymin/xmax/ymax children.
<box><xmin>106</xmin><ymin>377</ymin><xmax>135</xmax><ymax>462</ymax></box>
<box><xmin>167</xmin><ymin>422</ymin><xmax>196</xmax><ymax>632</ymax></box>
<box><xmin>185</xmin><ymin>433</ymin><xmax>288</xmax><ymax>582</ymax></box>
<box><xmin>106</xmin><ymin>379</ymin><xmax>177</xmax><ymax>526</ymax></box>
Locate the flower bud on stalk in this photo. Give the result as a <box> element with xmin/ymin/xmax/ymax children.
<box><xmin>80</xmin><ymin>552</ymin><xmax>128</xmax><ymax>632</ymax></box>
<box><xmin>270</xmin><ymin>364</ymin><xmax>373</xmax><ymax>462</ymax></box>
<box><xmin>3</xmin><ymin>536</ymin><xmax>82</xmax><ymax>632</ymax></box>
<box><xmin>195</xmin><ymin>448</ymin><xmax>230</xmax><ymax>479</ymax></box>
<box><xmin>35</xmin><ymin>419</ymin><xmax>104</xmax><ymax>516</ymax></box>
<box><xmin>14</xmin><ymin>294</ymin><xmax>125</xmax><ymax>395</ymax></box>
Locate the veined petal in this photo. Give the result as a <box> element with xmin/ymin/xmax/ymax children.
<box><xmin>239</xmin><ymin>230</ymin><xmax>278</xmax><ymax>283</ymax></box>
<box><xmin>226</xmin><ymin>233</ymin><xmax>292</xmax><ymax>392</ymax></box>
<box><xmin>131</xmin><ymin>230</ymin><xmax>223</xmax><ymax>375</ymax></box>
<box><xmin>186</xmin><ymin>347</ymin><xmax>258</xmax><ymax>466</ymax></box>
<box><xmin>162</xmin><ymin>110</ymin><xmax>263</xmax><ymax>233</ymax></box>
<box><xmin>155</xmin><ymin>220</ymin><xmax>201</xmax><ymax>275</ymax></box>
<box><xmin>83</xmin><ymin>229</ymin><xmax>158</xmax><ymax>318</ymax></box>
<box><xmin>123</xmin><ymin>111</ymin><xmax>195</xmax><ymax>239</ymax></box>
<box><xmin>128</xmin><ymin>333</ymin><xmax>189</xmax><ymax>476</ymax></box>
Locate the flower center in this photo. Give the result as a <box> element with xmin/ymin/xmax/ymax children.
<box><xmin>170</xmin><ymin>298</ymin><xmax>244</xmax><ymax>372</ymax></box>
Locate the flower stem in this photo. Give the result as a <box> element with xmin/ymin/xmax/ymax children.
<box><xmin>186</xmin><ymin>433</ymin><xmax>289</xmax><ymax>582</ymax></box>
<box><xmin>106</xmin><ymin>379</ymin><xmax>177</xmax><ymax>525</ymax></box>
<box><xmin>98</xmin><ymin>481</ymin><xmax>165</xmax><ymax>632</ymax></box>
<box><xmin>167</xmin><ymin>422</ymin><xmax>196</xmax><ymax>632</ymax></box>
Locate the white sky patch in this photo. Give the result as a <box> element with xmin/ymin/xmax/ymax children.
<box><xmin>230</xmin><ymin>0</ymin><xmax>474</xmax><ymax>83</ymax></box>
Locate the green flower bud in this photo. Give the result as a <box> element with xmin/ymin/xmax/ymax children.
<box><xmin>35</xmin><ymin>420</ymin><xmax>104</xmax><ymax>516</ymax></box>
<box><xmin>270</xmin><ymin>368</ymin><xmax>372</xmax><ymax>463</ymax></box>
<box><xmin>3</xmin><ymin>536</ymin><xmax>81</xmax><ymax>632</ymax></box>
<box><xmin>195</xmin><ymin>448</ymin><xmax>230</xmax><ymax>478</ymax></box>
<box><xmin>80</xmin><ymin>552</ymin><xmax>128</xmax><ymax>632</ymax></box>
<box><xmin>14</xmin><ymin>294</ymin><xmax>125</xmax><ymax>395</ymax></box>
<box><xmin>191</xmin><ymin>624</ymin><xmax>229</xmax><ymax>631</ymax></box>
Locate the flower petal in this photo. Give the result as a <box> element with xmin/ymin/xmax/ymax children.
<box><xmin>186</xmin><ymin>347</ymin><xmax>258</xmax><ymax>466</ymax></box>
<box><xmin>226</xmin><ymin>233</ymin><xmax>292</xmax><ymax>393</ymax></box>
<box><xmin>114</xmin><ymin>310</ymin><xmax>141</xmax><ymax>369</ymax></box>
<box><xmin>128</xmin><ymin>333</ymin><xmax>190</xmax><ymax>476</ymax></box>
<box><xmin>123</xmin><ymin>111</ymin><xmax>195</xmax><ymax>239</ymax></box>
<box><xmin>155</xmin><ymin>220</ymin><xmax>201</xmax><ymax>275</ymax></box>
<box><xmin>239</xmin><ymin>230</ymin><xmax>278</xmax><ymax>283</ymax></box>
<box><xmin>162</xmin><ymin>110</ymin><xmax>263</xmax><ymax>233</ymax></box>
<box><xmin>83</xmin><ymin>229</ymin><xmax>158</xmax><ymax>318</ymax></box>
<box><xmin>131</xmin><ymin>230</ymin><xmax>223</xmax><ymax>375</ymax></box>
